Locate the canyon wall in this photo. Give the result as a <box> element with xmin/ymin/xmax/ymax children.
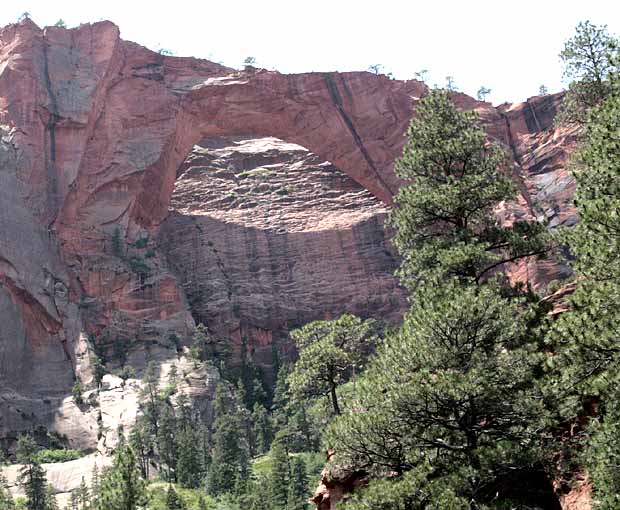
<box><xmin>0</xmin><ymin>18</ymin><xmax>578</xmax><ymax>452</ymax></box>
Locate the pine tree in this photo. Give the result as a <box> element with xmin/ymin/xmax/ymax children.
<box><xmin>272</xmin><ymin>364</ymin><xmax>292</xmax><ymax>430</ymax></box>
<box><xmin>198</xmin><ymin>424</ymin><xmax>211</xmax><ymax>484</ymax></box>
<box><xmin>547</xmin><ymin>46</ymin><xmax>620</xmax><ymax>505</ymax></box>
<box><xmin>333</xmin><ymin>466</ymin><xmax>466</xmax><ymax>510</ymax></box>
<box><xmin>234</xmin><ymin>382</ymin><xmax>247</xmax><ymax>418</ymax></box>
<box><xmin>476</xmin><ymin>86</ymin><xmax>491</xmax><ymax>102</ymax></box>
<box><xmin>549</xmin><ymin>73</ymin><xmax>620</xmax><ymax>397</ymax></box>
<box><xmin>164</xmin><ymin>364</ymin><xmax>178</xmax><ymax>398</ymax></box>
<box><xmin>237</xmin><ymin>479</ymin><xmax>262</xmax><ymax>510</ymax></box>
<box><xmin>96</xmin><ymin>445</ymin><xmax>146</xmax><ymax>510</ymax></box>
<box><xmin>91</xmin><ymin>355</ymin><xmax>106</xmax><ymax>389</ymax></box>
<box><xmin>90</xmin><ymin>466</ymin><xmax>100</xmax><ymax>509</ymax></box>
<box><xmin>585</xmin><ymin>399</ymin><xmax>620</xmax><ymax>510</ymax></box>
<box><xmin>189</xmin><ymin>324</ymin><xmax>209</xmax><ymax>361</ymax></box>
<box><xmin>165</xmin><ymin>485</ymin><xmax>183</xmax><ymax>510</ymax></box>
<box><xmin>212</xmin><ymin>383</ymin><xmax>230</xmax><ymax>417</ymax></box>
<box><xmin>389</xmin><ymin>88</ymin><xmax>547</xmax><ymax>290</ymax></box>
<box><xmin>157</xmin><ymin>402</ymin><xmax>177</xmax><ymax>482</ymax></box>
<box><xmin>251</xmin><ymin>374</ymin><xmax>269</xmax><ymax>410</ymax></box>
<box><xmin>287</xmin><ymin>314</ymin><xmax>378</xmax><ymax>416</ymax></box>
<box><xmin>175</xmin><ymin>393</ymin><xmax>193</xmax><ymax>426</ymax></box>
<box><xmin>324</xmin><ymin>89</ymin><xmax>550</xmax><ymax>509</ymax></box>
<box><xmin>236</xmin><ymin>339</ymin><xmax>270</xmax><ymax>411</ymax></box>
<box><xmin>271</xmin><ymin>364</ymin><xmax>319</xmax><ymax>453</ymax></box>
<box><xmin>44</xmin><ymin>486</ymin><xmax>58</xmax><ymax>510</ymax></box>
<box><xmin>268</xmin><ymin>441</ymin><xmax>290</xmax><ymax>510</ymax></box>
<box><xmin>196</xmin><ymin>495</ymin><xmax>208</xmax><ymax>510</ymax></box>
<box><xmin>129</xmin><ymin>420</ymin><xmax>151</xmax><ymax>479</ymax></box>
<box><xmin>234</xmin><ymin>402</ymin><xmax>253</xmax><ymax>463</ymax></box>
<box><xmin>233</xmin><ymin>467</ymin><xmax>248</xmax><ymax>500</ymax></box>
<box><xmin>136</xmin><ymin>360</ymin><xmax>170</xmax><ymax>477</ymax></box>
<box><xmin>558</xmin><ymin>21</ymin><xmax>619</xmax><ymax>124</ymax></box>
<box><xmin>251</xmin><ymin>404</ymin><xmax>273</xmax><ymax>455</ymax></box>
<box><xmin>176</xmin><ymin>425</ymin><xmax>203</xmax><ymax>489</ymax></box>
<box><xmin>69</xmin><ymin>491</ymin><xmax>78</xmax><ymax>510</ymax></box>
<box><xmin>139</xmin><ymin>361</ymin><xmax>162</xmax><ymax>440</ymax></box>
<box><xmin>287</xmin><ymin>457</ymin><xmax>308</xmax><ymax>510</ymax></box>
<box><xmin>0</xmin><ymin>471</ymin><xmax>15</xmax><ymax>510</ymax></box>
<box><xmin>72</xmin><ymin>380</ymin><xmax>84</xmax><ymax>405</ymax></box>
<box><xmin>326</xmin><ymin>284</ymin><xmax>545</xmax><ymax>506</ymax></box>
<box><xmin>288</xmin><ymin>409</ymin><xmax>318</xmax><ymax>453</ymax></box>
<box><xmin>78</xmin><ymin>477</ymin><xmax>89</xmax><ymax>510</ymax></box>
<box><xmin>16</xmin><ymin>436</ymin><xmax>48</xmax><ymax>510</ymax></box>
<box><xmin>206</xmin><ymin>413</ymin><xmax>249</xmax><ymax>496</ymax></box>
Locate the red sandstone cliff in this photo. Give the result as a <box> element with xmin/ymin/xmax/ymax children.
<box><xmin>0</xmin><ymin>18</ymin><xmax>578</xmax><ymax>462</ymax></box>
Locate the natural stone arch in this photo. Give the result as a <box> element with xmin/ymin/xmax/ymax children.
<box><xmin>127</xmin><ymin>66</ymin><xmax>427</xmax><ymax>231</ymax></box>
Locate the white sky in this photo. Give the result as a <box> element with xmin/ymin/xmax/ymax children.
<box><xmin>1</xmin><ymin>0</ymin><xmax>619</xmax><ymax>104</ymax></box>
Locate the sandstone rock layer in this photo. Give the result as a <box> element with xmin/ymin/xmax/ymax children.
<box><xmin>159</xmin><ymin>137</ymin><xmax>405</xmax><ymax>373</ymax></box>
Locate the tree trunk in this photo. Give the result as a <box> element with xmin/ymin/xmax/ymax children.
<box><xmin>329</xmin><ymin>380</ymin><xmax>341</xmax><ymax>416</ymax></box>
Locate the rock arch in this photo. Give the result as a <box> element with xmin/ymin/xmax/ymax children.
<box><xmin>0</xmin><ymin>19</ymin><xmax>577</xmax><ymax>447</ymax></box>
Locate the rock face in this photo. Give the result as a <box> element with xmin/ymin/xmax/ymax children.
<box><xmin>311</xmin><ymin>455</ymin><xmax>367</xmax><ymax>510</ymax></box>
<box><xmin>0</xmin><ymin>18</ymin><xmax>578</xmax><ymax>458</ymax></box>
<box><xmin>159</xmin><ymin>136</ymin><xmax>405</xmax><ymax>373</ymax></box>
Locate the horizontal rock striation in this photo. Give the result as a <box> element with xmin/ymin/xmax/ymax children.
<box><xmin>159</xmin><ymin>137</ymin><xmax>405</xmax><ymax>373</ymax></box>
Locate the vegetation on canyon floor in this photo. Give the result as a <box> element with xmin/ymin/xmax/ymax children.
<box><xmin>2</xmin><ymin>19</ymin><xmax>620</xmax><ymax>510</ymax></box>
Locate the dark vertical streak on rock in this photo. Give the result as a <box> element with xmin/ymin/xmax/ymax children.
<box><xmin>42</xmin><ymin>35</ymin><xmax>60</xmax><ymax>228</ymax></box>
<box><xmin>337</xmin><ymin>73</ymin><xmax>355</xmax><ymax>104</ymax></box>
<box><xmin>323</xmin><ymin>73</ymin><xmax>395</xmax><ymax>199</ymax></box>
<box><xmin>524</xmin><ymin>99</ymin><xmax>543</xmax><ymax>133</ymax></box>
<box><xmin>500</xmin><ymin>112</ymin><xmax>537</xmax><ymax>215</ymax></box>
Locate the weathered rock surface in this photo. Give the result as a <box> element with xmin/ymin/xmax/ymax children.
<box><xmin>0</xmin><ymin>17</ymin><xmax>579</xmax><ymax>475</ymax></box>
<box><xmin>312</xmin><ymin>456</ymin><xmax>367</xmax><ymax>510</ymax></box>
<box><xmin>560</xmin><ymin>478</ymin><xmax>593</xmax><ymax>510</ymax></box>
<box><xmin>159</xmin><ymin>137</ymin><xmax>404</xmax><ymax>372</ymax></box>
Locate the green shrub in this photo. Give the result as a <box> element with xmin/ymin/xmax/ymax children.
<box><xmin>78</xmin><ymin>295</ymin><xmax>91</xmax><ymax>309</ymax></box>
<box><xmin>112</xmin><ymin>227</ymin><xmax>124</xmax><ymax>258</ymax></box>
<box><xmin>277</xmin><ymin>185</ymin><xmax>297</xmax><ymax>196</ymax></box>
<box><xmin>92</xmin><ymin>354</ymin><xmax>106</xmax><ymax>388</ymax></box>
<box><xmin>36</xmin><ymin>449</ymin><xmax>83</xmax><ymax>464</ymax></box>
<box><xmin>129</xmin><ymin>257</ymin><xmax>150</xmax><ymax>278</ymax></box>
<box><xmin>72</xmin><ymin>380</ymin><xmax>84</xmax><ymax>405</ymax></box>
<box><xmin>134</xmin><ymin>234</ymin><xmax>150</xmax><ymax>249</ymax></box>
<box><xmin>116</xmin><ymin>365</ymin><xmax>136</xmax><ymax>387</ymax></box>
<box><xmin>113</xmin><ymin>338</ymin><xmax>129</xmax><ymax>365</ymax></box>
<box><xmin>547</xmin><ymin>279</ymin><xmax>562</xmax><ymax>294</ymax></box>
<box><xmin>169</xmin><ymin>333</ymin><xmax>182</xmax><ymax>352</ymax></box>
